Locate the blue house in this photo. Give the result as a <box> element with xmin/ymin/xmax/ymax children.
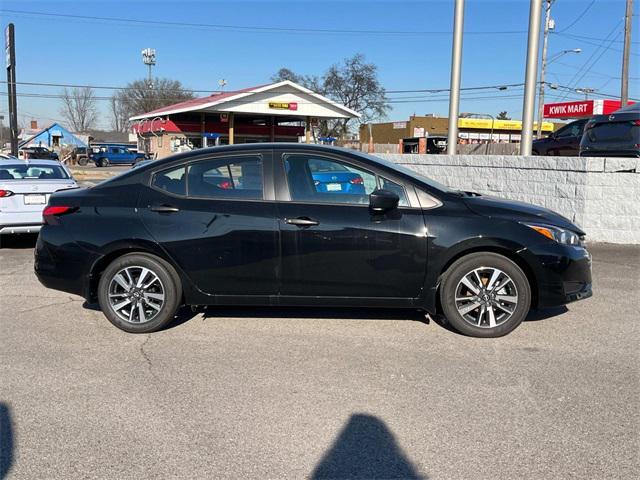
<box><xmin>19</xmin><ymin>122</ymin><xmax>87</xmax><ymax>150</ymax></box>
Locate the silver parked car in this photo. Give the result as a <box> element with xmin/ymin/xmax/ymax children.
<box><xmin>0</xmin><ymin>159</ymin><xmax>78</xmax><ymax>236</ymax></box>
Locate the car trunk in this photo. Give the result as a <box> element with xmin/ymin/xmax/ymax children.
<box><xmin>0</xmin><ymin>180</ymin><xmax>77</xmax><ymax>214</ymax></box>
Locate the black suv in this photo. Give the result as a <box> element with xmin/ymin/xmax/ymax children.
<box><xmin>19</xmin><ymin>146</ymin><xmax>59</xmax><ymax>160</ymax></box>
<box><xmin>532</xmin><ymin>119</ymin><xmax>589</xmax><ymax>156</ymax></box>
<box><xmin>580</xmin><ymin>103</ymin><xmax>640</xmax><ymax>157</ymax></box>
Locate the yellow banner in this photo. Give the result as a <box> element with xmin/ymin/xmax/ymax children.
<box><xmin>458</xmin><ymin>118</ymin><xmax>554</xmax><ymax>132</ymax></box>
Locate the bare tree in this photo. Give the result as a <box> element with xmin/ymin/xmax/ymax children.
<box><xmin>109</xmin><ymin>96</ymin><xmax>130</xmax><ymax>132</ymax></box>
<box><xmin>272</xmin><ymin>54</ymin><xmax>389</xmax><ymax>138</ymax></box>
<box><xmin>59</xmin><ymin>87</ymin><xmax>98</xmax><ymax>131</ymax></box>
<box><xmin>113</xmin><ymin>78</ymin><xmax>195</xmax><ymax>121</ymax></box>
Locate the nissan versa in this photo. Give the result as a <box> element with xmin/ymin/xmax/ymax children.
<box><xmin>35</xmin><ymin>144</ymin><xmax>592</xmax><ymax>337</ymax></box>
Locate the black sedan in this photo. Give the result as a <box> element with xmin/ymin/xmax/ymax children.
<box><xmin>35</xmin><ymin>144</ymin><xmax>592</xmax><ymax>337</ymax></box>
<box><xmin>580</xmin><ymin>103</ymin><xmax>640</xmax><ymax>157</ymax></box>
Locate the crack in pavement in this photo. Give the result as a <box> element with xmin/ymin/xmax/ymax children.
<box><xmin>139</xmin><ymin>334</ymin><xmax>161</xmax><ymax>382</ymax></box>
<box><xmin>15</xmin><ymin>296</ymin><xmax>83</xmax><ymax>315</ymax></box>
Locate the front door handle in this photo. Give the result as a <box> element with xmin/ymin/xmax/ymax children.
<box><xmin>285</xmin><ymin>217</ymin><xmax>320</xmax><ymax>227</ymax></box>
<box><xmin>150</xmin><ymin>204</ymin><xmax>180</xmax><ymax>213</ymax></box>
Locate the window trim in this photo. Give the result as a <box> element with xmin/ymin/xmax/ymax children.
<box><xmin>279</xmin><ymin>151</ymin><xmax>420</xmax><ymax>209</ymax></box>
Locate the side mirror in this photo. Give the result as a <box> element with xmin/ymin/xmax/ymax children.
<box><xmin>369</xmin><ymin>189</ymin><xmax>399</xmax><ymax>213</ymax></box>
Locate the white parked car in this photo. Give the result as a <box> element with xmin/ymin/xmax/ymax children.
<box><xmin>0</xmin><ymin>159</ymin><xmax>78</xmax><ymax>236</ymax></box>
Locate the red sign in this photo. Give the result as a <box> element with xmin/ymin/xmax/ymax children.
<box><xmin>543</xmin><ymin>99</ymin><xmax>633</xmax><ymax>119</ymax></box>
<box><xmin>544</xmin><ymin>100</ymin><xmax>594</xmax><ymax>118</ymax></box>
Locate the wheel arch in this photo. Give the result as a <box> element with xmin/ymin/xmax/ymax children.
<box><xmin>427</xmin><ymin>243</ymin><xmax>540</xmax><ymax>315</ymax></box>
<box><xmin>86</xmin><ymin>241</ymin><xmax>188</xmax><ymax>304</ymax></box>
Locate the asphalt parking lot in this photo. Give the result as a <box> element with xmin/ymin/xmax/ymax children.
<box><xmin>0</xmin><ymin>238</ymin><xmax>638</xmax><ymax>479</ymax></box>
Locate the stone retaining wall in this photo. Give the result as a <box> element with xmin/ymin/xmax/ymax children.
<box><xmin>377</xmin><ymin>154</ymin><xmax>640</xmax><ymax>244</ymax></box>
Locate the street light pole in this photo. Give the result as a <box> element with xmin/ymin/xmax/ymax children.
<box><xmin>447</xmin><ymin>0</ymin><xmax>465</xmax><ymax>155</ymax></box>
<box><xmin>520</xmin><ymin>0</ymin><xmax>543</xmax><ymax>156</ymax></box>
<box><xmin>536</xmin><ymin>0</ymin><xmax>552</xmax><ymax>139</ymax></box>
<box><xmin>621</xmin><ymin>0</ymin><xmax>633</xmax><ymax>105</ymax></box>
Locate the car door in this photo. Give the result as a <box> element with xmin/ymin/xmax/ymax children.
<box><xmin>274</xmin><ymin>150</ymin><xmax>428</xmax><ymax>302</ymax></box>
<box><xmin>139</xmin><ymin>149</ymin><xmax>279</xmax><ymax>298</ymax></box>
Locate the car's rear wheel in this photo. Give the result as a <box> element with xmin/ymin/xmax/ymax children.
<box><xmin>440</xmin><ymin>252</ymin><xmax>531</xmax><ymax>338</ymax></box>
<box><xmin>98</xmin><ymin>253</ymin><xmax>182</xmax><ymax>333</ymax></box>
<box><xmin>98</xmin><ymin>158</ymin><xmax>109</xmax><ymax>167</ymax></box>
<box><xmin>77</xmin><ymin>156</ymin><xmax>88</xmax><ymax>166</ymax></box>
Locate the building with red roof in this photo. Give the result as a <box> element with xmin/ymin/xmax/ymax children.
<box><xmin>129</xmin><ymin>80</ymin><xmax>360</xmax><ymax>158</ymax></box>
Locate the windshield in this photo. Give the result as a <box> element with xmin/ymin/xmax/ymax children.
<box><xmin>354</xmin><ymin>151</ymin><xmax>453</xmax><ymax>193</ymax></box>
<box><xmin>0</xmin><ymin>164</ymin><xmax>70</xmax><ymax>180</ymax></box>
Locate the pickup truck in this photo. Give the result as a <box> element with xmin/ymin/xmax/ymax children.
<box><xmin>92</xmin><ymin>146</ymin><xmax>146</xmax><ymax>167</ymax></box>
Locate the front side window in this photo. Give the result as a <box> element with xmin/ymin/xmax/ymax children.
<box><xmin>380</xmin><ymin>177</ymin><xmax>409</xmax><ymax>207</ymax></box>
<box><xmin>285</xmin><ymin>154</ymin><xmax>377</xmax><ymax>205</ymax></box>
<box><xmin>187</xmin><ymin>156</ymin><xmax>263</xmax><ymax>200</ymax></box>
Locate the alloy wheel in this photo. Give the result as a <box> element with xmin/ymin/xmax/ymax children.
<box><xmin>107</xmin><ymin>266</ymin><xmax>165</xmax><ymax>324</ymax></box>
<box><xmin>454</xmin><ymin>267</ymin><xmax>519</xmax><ymax>329</ymax></box>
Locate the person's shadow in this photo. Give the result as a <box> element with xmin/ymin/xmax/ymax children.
<box><xmin>311</xmin><ymin>414</ymin><xmax>427</xmax><ymax>479</ymax></box>
<box><xmin>0</xmin><ymin>403</ymin><xmax>13</xmax><ymax>480</ymax></box>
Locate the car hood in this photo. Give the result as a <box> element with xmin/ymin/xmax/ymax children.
<box><xmin>462</xmin><ymin>194</ymin><xmax>584</xmax><ymax>235</ymax></box>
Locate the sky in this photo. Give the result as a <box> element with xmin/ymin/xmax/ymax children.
<box><xmin>1</xmin><ymin>0</ymin><xmax>638</xmax><ymax>130</ymax></box>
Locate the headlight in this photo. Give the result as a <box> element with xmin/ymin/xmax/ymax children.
<box><xmin>524</xmin><ymin>224</ymin><xmax>582</xmax><ymax>246</ymax></box>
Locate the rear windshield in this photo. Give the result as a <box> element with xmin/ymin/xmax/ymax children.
<box><xmin>587</xmin><ymin>123</ymin><xmax>635</xmax><ymax>142</ymax></box>
<box><xmin>0</xmin><ymin>164</ymin><xmax>70</xmax><ymax>180</ymax></box>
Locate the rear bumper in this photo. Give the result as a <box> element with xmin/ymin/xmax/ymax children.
<box><xmin>0</xmin><ymin>224</ymin><xmax>42</xmax><ymax>235</ymax></box>
<box><xmin>34</xmin><ymin>228</ymin><xmax>91</xmax><ymax>298</ymax></box>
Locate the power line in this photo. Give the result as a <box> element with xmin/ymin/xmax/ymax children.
<box><xmin>0</xmin><ymin>79</ymin><xmax>529</xmax><ymax>96</ymax></box>
<box><xmin>0</xmin><ymin>9</ymin><xmax>528</xmax><ymax>36</ymax></box>
<box><xmin>558</xmin><ymin>21</ymin><xmax>622</xmax><ymax>100</ymax></box>
<box><xmin>555</xmin><ymin>32</ymin><xmax>640</xmax><ymax>45</ymax></box>
<box><xmin>553</xmin><ymin>32</ymin><xmax>640</xmax><ymax>56</ymax></box>
<box><xmin>556</xmin><ymin>0</ymin><xmax>597</xmax><ymax>33</ymax></box>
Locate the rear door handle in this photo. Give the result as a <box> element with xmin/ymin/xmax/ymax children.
<box><xmin>285</xmin><ymin>217</ymin><xmax>320</xmax><ymax>227</ymax></box>
<box><xmin>150</xmin><ymin>204</ymin><xmax>180</xmax><ymax>213</ymax></box>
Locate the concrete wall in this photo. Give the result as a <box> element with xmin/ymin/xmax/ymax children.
<box><xmin>377</xmin><ymin>154</ymin><xmax>640</xmax><ymax>245</ymax></box>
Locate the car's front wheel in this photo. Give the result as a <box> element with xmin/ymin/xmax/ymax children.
<box><xmin>440</xmin><ymin>252</ymin><xmax>531</xmax><ymax>338</ymax></box>
<box><xmin>98</xmin><ymin>253</ymin><xmax>182</xmax><ymax>333</ymax></box>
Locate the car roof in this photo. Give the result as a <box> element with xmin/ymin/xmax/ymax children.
<box><xmin>614</xmin><ymin>103</ymin><xmax>639</xmax><ymax>113</ymax></box>
<box><xmin>0</xmin><ymin>159</ymin><xmax>63</xmax><ymax>166</ymax></box>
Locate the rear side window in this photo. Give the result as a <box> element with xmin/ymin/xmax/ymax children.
<box><xmin>187</xmin><ymin>156</ymin><xmax>263</xmax><ymax>200</ymax></box>
<box><xmin>152</xmin><ymin>166</ymin><xmax>186</xmax><ymax>196</ymax></box>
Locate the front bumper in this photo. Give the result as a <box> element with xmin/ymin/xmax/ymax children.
<box><xmin>529</xmin><ymin>243</ymin><xmax>593</xmax><ymax>308</ymax></box>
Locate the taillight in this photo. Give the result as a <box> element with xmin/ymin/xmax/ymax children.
<box><xmin>42</xmin><ymin>205</ymin><xmax>77</xmax><ymax>224</ymax></box>
<box><xmin>0</xmin><ymin>189</ymin><xmax>14</xmax><ymax>197</ymax></box>
<box><xmin>349</xmin><ymin>177</ymin><xmax>364</xmax><ymax>185</ymax></box>
<box><xmin>217</xmin><ymin>180</ymin><xmax>233</xmax><ymax>190</ymax></box>
<box><xmin>632</xmin><ymin>119</ymin><xmax>640</xmax><ymax>126</ymax></box>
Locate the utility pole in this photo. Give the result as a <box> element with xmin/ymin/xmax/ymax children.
<box><xmin>446</xmin><ymin>0</ymin><xmax>465</xmax><ymax>154</ymax></box>
<box><xmin>620</xmin><ymin>0</ymin><xmax>633</xmax><ymax>105</ymax></box>
<box><xmin>5</xmin><ymin>23</ymin><xmax>18</xmax><ymax>157</ymax></box>
<box><xmin>520</xmin><ymin>0</ymin><xmax>542</xmax><ymax>156</ymax></box>
<box><xmin>536</xmin><ymin>0</ymin><xmax>552</xmax><ymax>139</ymax></box>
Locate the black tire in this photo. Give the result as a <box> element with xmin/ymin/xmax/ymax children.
<box><xmin>98</xmin><ymin>253</ymin><xmax>183</xmax><ymax>333</ymax></box>
<box><xmin>440</xmin><ymin>252</ymin><xmax>531</xmax><ymax>338</ymax></box>
<box><xmin>77</xmin><ymin>156</ymin><xmax>88</xmax><ymax>166</ymax></box>
<box><xmin>100</xmin><ymin>158</ymin><xmax>110</xmax><ymax>168</ymax></box>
